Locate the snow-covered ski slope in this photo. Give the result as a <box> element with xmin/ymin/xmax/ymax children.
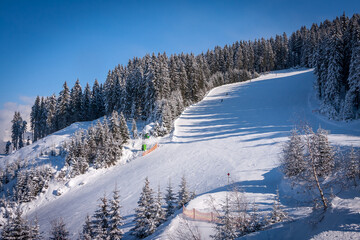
<box><xmin>25</xmin><ymin>68</ymin><xmax>360</xmax><ymax>239</ymax></box>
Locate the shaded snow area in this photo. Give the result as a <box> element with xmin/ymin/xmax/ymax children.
<box><xmin>4</xmin><ymin>68</ymin><xmax>359</xmax><ymax>239</ymax></box>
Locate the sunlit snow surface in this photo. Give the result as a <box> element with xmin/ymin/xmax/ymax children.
<box><xmin>4</xmin><ymin>69</ymin><xmax>359</xmax><ymax>239</ymax></box>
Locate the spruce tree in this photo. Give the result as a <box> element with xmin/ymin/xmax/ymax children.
<box><xmin>346</xmin><ymin>148</ymin><xmax>359</xmax><ymax>186</ymax></box>
<box><xmin>212</xmin><ymin>194</ymin><xmax>237</xmax><ymax>240</ymax></box>
<box><xmin>56</xmin><ymin>81</ymin><xmax>71</xmax><ymax>130</ymax></box>
<box><xmin>49</xmin><ymin>218</ymin><xmax>70</xmax><ymax>240</ymax></box>
<box><xmin>131</xmin><ymin>118</ymin><xmax>138</xmax><ymax>139</ymax></box>
<box><xmin>267</xmin><ymin>189</ymin><xmax>288</xmax><ymax>224</ymax></box>
<box><xmin>153</xmin><ymin>185</ymin><xmax>166</xmax><ymax>226</ymax></box>
<box><xmin>119</xmin><ymin>112</ymin><xmax>129</xmax><ymax>144</ymax></box>
<box><xmin>81</xmin><ymin>214</ymin><xmax>93</xmax><ymax>240</ymax></box>
<box><xmin>178</xmin><ymin>175</ymin><xmax>191</xmax><ymax>208</ymax></box>
<box><xmin>70</xmin><ymin>79</ymin><xmax>83</xmax><ymax>123</ymax></box>
<box><xmin>93</xmin><ymin>194</ymin><xmax>110</xmax><ymax>239</ymax></box>
<box><xmin>281</xmin><ymin>129</ymin><xmax>305</xmax><ymax>177</ymax></box>
<box><xmin>164</xmin><ymin>178</ymin><xmax>177</xmax><ymax>217</ymax></box>
<box><xmin>109</xmin><ymin>186</ymin><xmax>124</xmax><ymax>240</ymax></box>
<box><xmin>2</xmin><ymin>207</ymin><xmax>32</xmax><ymax>240</ymax></box>
<box><xmin>132</xmin><ymin>177</ymin><xmax>157</xmax><ymax>238</ymax></box>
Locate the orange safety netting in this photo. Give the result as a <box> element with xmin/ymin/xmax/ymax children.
<box><xmin>182</xmin><ymin>205</ymin><xmax>220</xmax><ymax>223</ymax></box>
<box><xmin>142</xmin><ymin>143</ymin><xmax>158</xmax><ymax>156</ymax></box>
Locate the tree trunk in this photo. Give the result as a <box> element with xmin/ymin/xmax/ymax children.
<box><xmin>311</xmin><ymin>162</ymin><xmax>327</xmax><ymax>209</ymax></box>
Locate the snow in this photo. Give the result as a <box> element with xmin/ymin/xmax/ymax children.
<box><xmin>4</xmin><ymin>68</ymin><xmax>359</xmax><ymax>239</ymax></box>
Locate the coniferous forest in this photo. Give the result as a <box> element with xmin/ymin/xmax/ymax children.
<box><xmin>30</xmin><ymin>13</ymin><xmax>360</xmax><ymax>142</ymax></box>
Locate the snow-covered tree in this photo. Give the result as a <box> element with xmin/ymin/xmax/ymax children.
<box><xmin>282</xmin><ymin>126</ymin><xmax>335</xmax><ymax>209</ymax></box>
<box><xmin>212</xmin><ymin>194</ymin><xmax>237</xmax><ymax>240</ymax></box>
<box><xmin>1</xmin><ymin>207</ymin><xmax>33</xmax><ymax>239</ymax></box>
<box><xmin>281</xmin><ymin>129</ymin><xmax>305</xmax><ymax>177</ymax></box>
<box><xmin>119</xmin><ymin>112</ymin><xmax>130</xmax><ymax>144</ymax></box>
<box><xmin>153</xmin><ymin>185</ymin><xmax>166</xmax><ymax>226</ymax></box>
<box><xmin>109</xmin><ymin>186</ymin><xmax>124</xmax><ymax>240</ymax></box>
<box><xmin>267</xmin><ymin>188</ymin><xmax>288</xmax><ymax>224</ymax></box>
<box><xmin>164</xmin><ymin>178</ymin><xmax>177</xmax><ymax>217</ymax></box>
<box><xmin>56</xmin><ymin>81</ymin><xmax>71</xmax><ymax>130</ymax></box>
<box><xmin>92</xmin><ymin>194</ymin><xmax>110</xmax><ymax>239</ymax></box>
<box><xmin>346</xmin><ymin>147</ymin><xmax>359</xmax><ymax>186</ymax></box>
<box><xmin>178</xmin><ymin>175</ymin><xmax>191</xmax><ymax>208</ymax></box>
<box><xmin>80</xmin><ymin>214</ymin><xmax>93</xmax><ymax>240</ymax></box>
<box><xmin>132</xmin><ymin>177</ymin><xmax>157</xmax><ymax>238</ymax></box>
<box><xmin>131</xmin><ymin>118</ymin><xmax>138</xmax><ymax>139</ymax></box>
<box><xmin>49</xmin><ymin>218</ymin><xmax>70</xmax><ymax>240</ymax></box>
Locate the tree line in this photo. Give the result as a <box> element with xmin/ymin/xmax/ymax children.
<box><xmin>27</xmin><ymin>13</ymin><xmax>359</xmax><ymax>145</ymax></box>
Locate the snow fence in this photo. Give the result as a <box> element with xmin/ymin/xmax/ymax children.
<box><xmin>142</xmin><ymin>143</ymin><xmax>158</xmax><ymax>156</ymax></box>
<box><xmin>182</xmin><ymin>205</ymin><xmax>220</xmax><ymax>223</ymax></box>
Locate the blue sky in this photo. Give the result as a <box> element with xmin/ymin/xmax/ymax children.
<box><xmin>0</xmin><ymin>0</ymin><xmax>359</xmax><ymax>140</ymax></box>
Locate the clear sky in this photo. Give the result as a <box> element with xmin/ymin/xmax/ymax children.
<box><xmin>0</xmin><ymin>0</ymin><xmax>359</xmax><ymax>140</ymax></box>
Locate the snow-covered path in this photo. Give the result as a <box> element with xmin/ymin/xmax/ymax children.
<box><xmin>26</xmin><ymin>69</ymin><xmax>360</xmax><ymax>239</ymax></box>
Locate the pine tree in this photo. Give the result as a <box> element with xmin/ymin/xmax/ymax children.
<box><xmin>132</xmin><ymin>177</ymin><xmax>157</xmax><ymax>238</ymax></box>
<box><xmin>2</xmin><ymin>207</ymin><xmax>32</xmax><ymax>239</ymax></box>
<box><xmin>70</xmin><ymin>79</ymin><xmax>83</xmax><ymax>123</ymax></box>
<box><xmin>11</xmin><ymin>111</ymin><xmax>23</xmax><ymax>150</ymax></box>
<box><xmin>310</xmin><ymin>128</ymin><xmax>335</xmax><ymax>177</ymax></box>
<box><xmin>131</xmin><ymin>118</ymin><xmax>138</xmax><ymax>139</ymax></box>
<box><xmin>5</xmin><ymin>141</ymin><xmax>11</xmax><ymax>154</ymax></box>
<box><xmin>281</xmin><ymin>129</ymin><xmax>305</xmax><ymax>177</ymax></box>
<box><xmin>56</xmin><ymin>81</ymin><xmax>71</xmax><ymax>130</ymax></box>
<box><xmin>109</xmin><ymin>186</ymin><xmax>124</xmax><ymax>240</ymax></box>
<box><xmin>153</xmin><ymin>185</ymin><xmax>166</xmax><ymax>226</ymax></box>
<box><xmin>346</xmin><ymin>147</ymin><xmax>359</xmax><ymax>186</ymax></box>
<box><xmin>81</xmin><ymin>83</ymin><xmax>92</xmax><ymax>121</ymax></box>
<box><xmin>92</xmin><ymin>79</ymin><xmax>105</xmax><ymax>119</ymax></box>
<box><xmin>164</xmin><ymin>178</ymin><xmax>177</xmax><ymax>217</ymax></box>
<box><xmin>119</xmin><ymin>112</ymin><xmax>129</xmax><ymax>144</ymax></box>
<box><xmin>212</xmin><ymin>194</ymin><xmax>237</xmax><ymax>240</ymax></box>
<box><xmin>93</xmin><ymin>194</ymin><xmax>110</xmax><ymax>239</ymax></box>
<box><xmin>178</xmin><ymin>175</ymin><xmax>190</xmax><ymax>208</ymax></box>
<box><xmin>283</xmin><ymin>126</ymin><xmax>334</xmax><ymax>209</ymax></box>
<box><xmin>267</xmin><ymin>189</ymin><xmax>288</xmax><ymax>224</ymax></box>
<box><xmin>49</xmin><ymin>218</ymin><xmax>70</xmax><ymax>240</ymax></box>
<box><xmin>31</xmin><ymin>96</ymin><xmax>41</xmax><ymax>142</ymax></box>
<box><xmin>81</xmin><ymin>214</ymin><xmax>93</xmax><ymax>240</ymax></box>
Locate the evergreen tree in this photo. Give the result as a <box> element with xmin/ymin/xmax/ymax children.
<box><xmin>11</xmin><ymin>111</ymin><xmax>24</xmax><ymax>150</ymax></box>
<box><xmin>164</xmin><ymin>178</ymin><xmax>177</xmax><ymax>217</ymax></box>
<box><xmin>178</xmin><ymin>175</ymin><xmax>190</xmax><ymax>208</ymax></box>
<box><xmin>93</xmin><ymin>194</ymin><xmax>110</xmax><ymax>239</ymax></box>
<box><xmin>346</xmin><ymin>147</ymin><xmax>359</xmax><ymax>186</ymax></box>
<box><xmin>2</xmin><ymin>207</ymin><xmax>32</xmax><ymax>239</ymax></box>
<box><xmin>131</xmin><ymin>118</ymin><xmax>138</xmax><ymax>139</ymax></box>
<box><xmin>281</xmin><ymin>129</ymin><xmax>305</xmax><ymax>177</ymax></box>
<box><xmin>119</xmin><ymin>112</ymin><xmax>129</xmax><ymax>144</ymax></box>
<box><xmin>81</xmin><ymin>214</ymin><xmax>93</xmax><ymax>240</ymax></box>
<box><xmin>31</xmin><ymin>96</ymin><xmax>41</xmax><ymax>142</ymax></box>
<box><xmin>282</xmin><ymin>126</ymin><xmax>335</xmax><ymax>209</ymax></box>
<box><xmin>132</xmin><ymin>177</ymin><xmax>157</xmax><ymax>238</ymax></box>
<box><xmin>109</xmin><ymin>186</ymin><xmax>124</xmax><ymax>240</ymax></box>
<box><xmin>56</xmin><ymin>81</ymin><xmax>71</xmax><ymax>130</ymax></box>
<box><xmin>212</xmin><ymin>194</ymin><xmax>237</xmax><ymax>240</ymax></box>
<box><xmin>49</xmin><ymin>218</ymin><xmax>70</xmax><ymax>240</ymax></box>
<box><xmin>153</xmin><ymin>185</ymin><xmax>166</xmax><ymax>226</ymax></box>
<box><xmin>70</xmin><ymin>79</ymin><xmax>83</xmax><ymax>123</ymax></box>
<box><xmin>267</xmin><ymin>189</ymin><xmax>288</xmax><ymax>224</ymax></box>
<box><xmin>81</xmin><ymin>83</ymin><xmax>92</xmax><ymax>121</ymax></box>
<box><xmin>5</xmin><ymin>141</ymin><xmax>11</xmax><ymax>154</ymax></box>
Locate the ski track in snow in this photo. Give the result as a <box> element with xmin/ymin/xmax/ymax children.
<box><xmin>5</xmin><ymin>68</ymin><xmax>359</xmax><ymax>239</ymax></box>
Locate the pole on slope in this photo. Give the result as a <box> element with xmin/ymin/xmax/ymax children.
<box><xmin>227</xmin><ymin>173</ymin><xmax>230</xmax><ymax>185</ymax></box>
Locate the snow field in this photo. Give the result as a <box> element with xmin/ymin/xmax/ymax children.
<box><xmin>5</xmin><ymin>68</ymin><xmax>358</xmax><ymax>239</ymax></box>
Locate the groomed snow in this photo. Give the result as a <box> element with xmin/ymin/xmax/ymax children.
<box><xmin>16</xmin><ymin>68</ymin><xmax>360</xmax><ymax>239</ymax></box>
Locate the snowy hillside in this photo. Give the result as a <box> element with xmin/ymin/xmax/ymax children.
<box><xmin>12</xmin><ymin>68</ymin><xmax>360</xmax><ymax>239</ymax></box>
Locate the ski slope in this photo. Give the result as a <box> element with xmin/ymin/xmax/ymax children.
<box><xmin>21</xmin><ymin>69</ymin><xmax>360</xmax><ymax>239</ymax></box>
